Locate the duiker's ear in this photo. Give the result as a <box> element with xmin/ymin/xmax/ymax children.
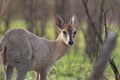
<box><xmin>55</xmin><ymin>15</ymin><xmax>64</xmax><ymax>29</ymax></box>
<box><xmin>70</xmin><ymin>15</ymin><xmax>78</xmax><ymax>28</ymax></box>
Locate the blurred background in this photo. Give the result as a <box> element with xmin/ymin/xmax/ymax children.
<box><xmin>0</xmin><ymin>0</ymin><xmax>120</xmax><ymax>80</ymax></box>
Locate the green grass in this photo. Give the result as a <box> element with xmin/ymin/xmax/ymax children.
<box><xmin>0</xmin><ymin>19</ymin><xmax>120</xmax><ymax>80</ymax></box>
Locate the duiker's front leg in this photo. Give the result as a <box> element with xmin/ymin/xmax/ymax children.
<box><xmin>36</xmin><ymin>71</ymin><xmax>40</xmax><ymax>80</ymax></box>
<box><xmin>4</xmin><ymin>65</ymin><xmax>13</xmax><ymax>80</ymax></box>
<box><xmin>40</xmin><ymin>69</ymin><xmax>47</xmax><ymax>80</ymax></box>
<box><xmin>16</xmin><ymin>68</ymin><xmax>27</xmax><ymax>80</ymax></box>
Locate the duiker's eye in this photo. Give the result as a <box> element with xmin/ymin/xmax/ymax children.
<box><xmin>73</xmin><ymin>31</ymin><xmax>76</xmax><ymax>35</ymax></box>
<box><xmin>63</xmin><ymin>31</ymin><xmax>67</xmax><ymax>35</ymax></box>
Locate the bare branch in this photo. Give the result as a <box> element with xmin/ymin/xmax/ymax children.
<box><xmin>103</xmin><ymin>7</ymin><xmax>120</xmax><ymax>80</ymax></box>
<box><xmin>88</xmin><ymin>31</ymin><xmax>117</xmax><ymax>80</ymax></box>
<box><xmin>82</xmin><ymin>0</ymin><xmax>91</xmax><ymax>24</ymax></box>
<box><xmin>82</xmin><ymin>0</ymin><xmax>103</xmax><ymax>44</ymax></box>
<box><xmin>104</xmin><ymin>9</ymin><xmax>108</xmax><ymax>39</ymax></box>
<box><xmin>82</xmin><ymin>0</ymin><xmax>88</xmax><ymax>5</ymax></box>
<box><xmin>98</xmin><ymin>0</ymin><xmax>104</xmax><ymax>29</ymax></box>
<box><xmin>82</xmin><ymin>1</ymin><xmax>118</xmax><ymax>80</ymax></box>
<box><xmin>82</xmin><ymin>0</ymin><xmax>88</xmax><ymax>6</ymax></box>
<box><xmin>110</xmin><ymin>58</ymin><xmax>120</xmax><ymax>80</ymax></box>
<box><xmin>0</xmin><ymin>0</ymin><xmax>10</xmax><ymax>17</ymax></box>
<box><xmin>97</xmin><ymin>0</ymin><xmax>104</xmax><ymax>38</ymax></box>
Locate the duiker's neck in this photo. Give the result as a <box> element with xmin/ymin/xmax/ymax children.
<box><xmin>51</xmin><ymin>32</ymin><xmax>69</xmax><ymax>61</ymax></box>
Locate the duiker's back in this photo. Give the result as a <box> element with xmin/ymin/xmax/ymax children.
<box><xmin>0</xmin><ymin>28</ymin><xmax>52</xmax><ymax>70</ymax></box>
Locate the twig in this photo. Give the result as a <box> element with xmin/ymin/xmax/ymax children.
<box><xmin>104</xmin><ymin>9</ymin><xmax>108</xmax><ymax>39</ymax></box>
<box><xmin>109</xmin><ymin>59</ymin><xmax>120</xmax><ymax>80</ymax></box>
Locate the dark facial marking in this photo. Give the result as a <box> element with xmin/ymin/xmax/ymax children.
<box><xmin>68</xmin><ymin>26</ymin><xmax>73</xmax><ymax>45</ymax></box>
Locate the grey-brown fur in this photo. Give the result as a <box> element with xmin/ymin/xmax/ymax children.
<box><xmin>0</xmin><ymin>15</ymin><xmax>78</xmax><ymax>80</ymax></box>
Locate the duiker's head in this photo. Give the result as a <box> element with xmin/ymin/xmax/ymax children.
<box><xmin>55</xmin><ymin>15</ymin><xmax>78</xmax><ymax>46</ymax></box>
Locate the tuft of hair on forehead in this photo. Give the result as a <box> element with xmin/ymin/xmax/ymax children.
<box><xmin>63</xmin><ymin>24</ymin><xmax>76</xmax><ymax>30</ymax></box>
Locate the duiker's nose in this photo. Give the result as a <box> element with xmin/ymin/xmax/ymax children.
<box><xmin>68</xmin><ymin>41</ymin><xmax>73</xmax><ymax>45</ymax></box>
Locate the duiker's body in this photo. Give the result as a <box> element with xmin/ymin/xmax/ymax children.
<box><xmin>0</xmin><ymin>15</ymin><xmax>78</xmax><ymax>80</ymax></box>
